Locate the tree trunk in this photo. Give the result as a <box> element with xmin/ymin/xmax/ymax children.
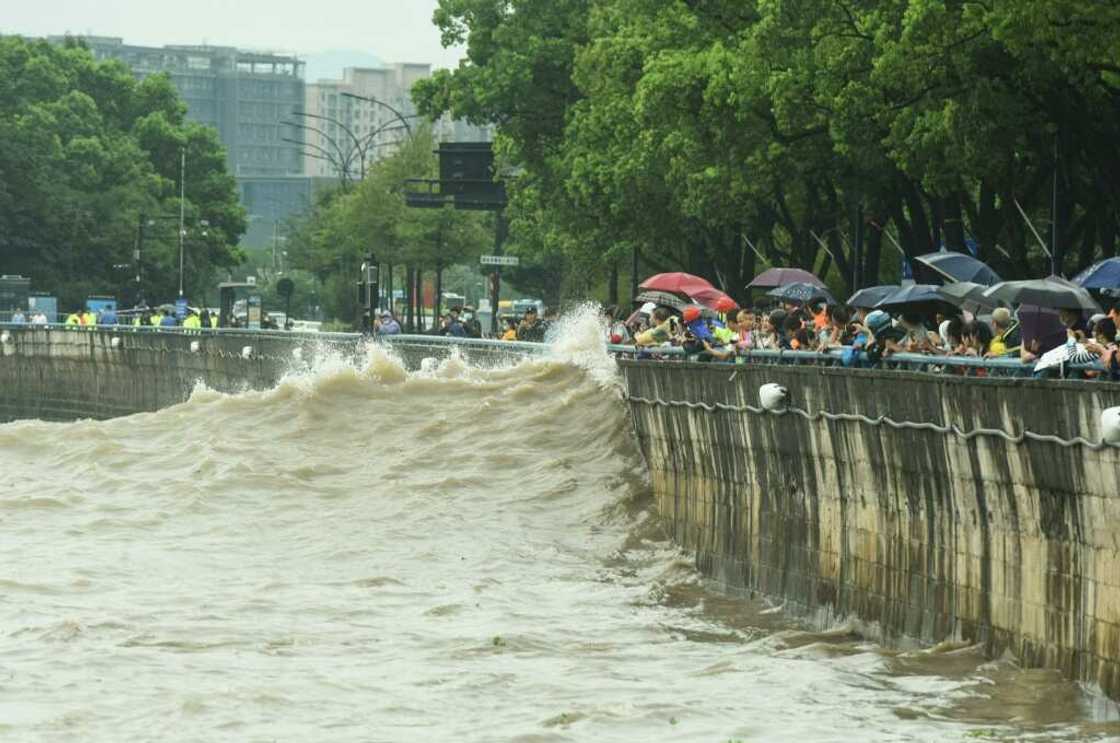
<box><xmin>608</xmin><ymin>261</ymin><xmax>619</xmax><ymax>306</ymax></box>
<box><xmin>434</xmin><ymin>262</ymin><xmax>444</xmax><ymax>325</ymax></box>
<box><xmin>415</xmin><ymin>267</ymin><xmax>424</xmax><ymax>331</ymax></box>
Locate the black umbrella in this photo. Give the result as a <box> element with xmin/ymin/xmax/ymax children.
<box><xmin>875</xmin><ymin>284</ymin><xmax>958</xmax><ymax>315</ymax></box>
<box><xmin>982</xmin><ymin>278</ymin><xmax>1101</xmax><ymax>313</ymax></box>
<box><xmin>935</xmin><ymin>281</ymin><xmax>1004</xmax><ymax>312</ymax></box>
<box><xmin>914</xmin><ymin>251</ymin><xmax>1002</xmax><ymax>286</ymax></box>
<box><xmin>766</xmin><ymin>282</ymin><xmax>836</xmax><ymax>305</ymax></box>
<box><xmin>634</xmin><ymin>290</ymin><xmax>689</xmax><ymax>310</ymax></box>
<box><xmin>846</xmin><ymin>285</ymin><xmax>900</xmax><ymax>309</ymax></box>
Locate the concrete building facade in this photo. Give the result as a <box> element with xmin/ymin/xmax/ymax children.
<box><xmin>304</xmin><ymin>65</ymin><xmax>493</xmax><ymax>179</ymax></box>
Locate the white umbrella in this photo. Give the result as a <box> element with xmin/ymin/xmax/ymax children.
<box><xmin>1034</xmin><ymin>342</ymin><xmax>1098</xmax><ymax>373</ymax></box>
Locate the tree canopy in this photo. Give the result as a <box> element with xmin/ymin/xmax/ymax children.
<box><xmin>414</xmin><ymin>0</ymin><xmax>1120</xmax><ymax>302</ymax></box>
<box><xmin>0</xmin><ymin>36</ymin><xmax>246</xmax><ymax>308</ymax></box>
<box><xmin>285</xmin><ymin>125</ymin><xmax>493</xmax><ymax>323</ymax></box>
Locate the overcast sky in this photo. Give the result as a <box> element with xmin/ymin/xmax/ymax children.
<box><xmin>1</xmin><ymin>0</ymin><xmax>465</xmax><ymax>69</ymax></box>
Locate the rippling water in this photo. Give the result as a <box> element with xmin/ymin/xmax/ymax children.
<box><xmin>1</xmin><ymin>314</ymin><xmax>1118</xmax><ymax>741</ymax></box>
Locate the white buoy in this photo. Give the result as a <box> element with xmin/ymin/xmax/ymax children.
<box><xmin>1103</xmin><ymin>407</ymin><xmax>1120</xmax><ymax>446</ymax></box>
<box><xmin>110</xmin><ymin>337</ymin><xmax>121</xmax><ymax>349</ymax></box>
<box><xmin>759</xmin><ymin>383</ymin><xmax>789</xmax><ymax>412</ymax></box>
<box><xmin>190</xmin><ymin>340</ymin><xmax>201</xmax><ymax>353</ymax></box>
<box><xmin>0</xmin><ymin>331</ymin><xmax>10</xmax><ymax>344</ymax></box>
<box><xmin>241</xmin><ymin>345</ymin><xmax>253</xmax><ymax>359</ymax></box>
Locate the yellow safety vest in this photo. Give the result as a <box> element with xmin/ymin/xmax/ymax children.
<box><xmin>150</xmin><ymin>315</ymin><xmax>161</xmax><ymax>326</ymax></box>
<box><xmin>65</xmin><ymin>313</ymin><xmax>81</xmax><ymax>325</ymax></box>
<box><xmin>183</xmin><ymin>315</ymin><xmax>201</xmax><ymax>329</ymax></box>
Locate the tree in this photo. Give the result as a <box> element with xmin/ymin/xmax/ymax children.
<box><xmin>416</xmin><ymin>0</ymin><xmax>1120</xmax><ymax>302</ymax></box>
<box><xmin>0</xmin><ymin>36</ymin><xmax>245</xmax><ymax>309</ymax></box>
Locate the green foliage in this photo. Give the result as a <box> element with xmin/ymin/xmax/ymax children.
<box><xmin>0</xmin><ymin>36</ymin><xmax>246</xmax><ymax>310</ymax></box>
<box><xmin>285</xmin><ymin>125</ymin><xmax>494</xmax><ymax>322</ymax></box>
<box><xmin>417</xmin><ymin>0</ymin><xmax>1120</xmax><ymax>301</ymax></box>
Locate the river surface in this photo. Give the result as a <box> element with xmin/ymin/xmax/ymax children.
<box><xmin>1</xmin><ymin>317</ymin><xmax>1118</xmax><ymax>742</ymax></box>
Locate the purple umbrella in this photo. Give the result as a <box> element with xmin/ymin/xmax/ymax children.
<box><xmin>747</xmin><ymin>267</ymin><xmax>826</xmax><ymax>289</ymax></box>
<box><xmin>1018</xmin><ymin>304</ymin><xmax>1067</xmax><ymax>355</ymax></box>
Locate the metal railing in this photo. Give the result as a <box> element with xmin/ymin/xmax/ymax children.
<box><xmin>0</xmin><ymin>323</ymin><xmax>1110</xmax><ymax>380</ymax></box>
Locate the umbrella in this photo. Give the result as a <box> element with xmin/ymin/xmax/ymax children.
<box><xmin>1018</xmin><ymin>304</ymin><xmax>1067</xmax><ymax>355</ymax></box>
<box><xmin>1034</xmin><ymin>342</ymin><xmax>1098</xmax><ymax>373</ymax></box>
<box><xmin>639</xmin><ymin>272</ymin><xmax>714</xmax><ymax>294</ymax></box>
<box><xmin>767</xmin><ymin>282</ymin><xmax>836</xmax><ymax>305</ymax></box>
<box><xmin>634</xmin><ymin>290</ymin><xmax>689</xmax><ymax>311</ymax></box>
<box><xmin>1072</xmin><ymin>257</ymin><xmax>1120</xmax><ymax>290</ymax></box>
<box><xmin>935</xmin><ymin>282</ymin><xmax>1004</xmax><ymax>313</ymax></box>
<box><xmin>846</xmin><ymin>285</ymin><xmax>900</xmax><ymax>309</ymax></box>
<box><xmin>875</xmin><ymin>284</ymin><xmax>957</xmax><ymax>315</ymax></box>
<box><xmin>748</xmin><ymin>267</ymin><xmax>826</xmax><ymax>289</ymax></box>
<box><xmin>688</xmin><ymin>286</ymin><xmax>739</xmax><ymax>312</ymax></box>
<box><xmin>914</xmin><ymin>251</ymin><xmax>1002</xmax><ymax>286</ymax></box>
<box><xmin>158</xmin><ymin>304</ymin><xmax>176</xmax><ymax>312</ymax></box>
<box><xmin>982</xmin><ymin>278</ymin><xmax>1101</xmax><ymax>313</ymax></box>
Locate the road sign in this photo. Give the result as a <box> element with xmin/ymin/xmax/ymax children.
<box><xmin>480</xmin><ymin>255</ymin><xmax>519</xmax><ymax>267</ymax></box>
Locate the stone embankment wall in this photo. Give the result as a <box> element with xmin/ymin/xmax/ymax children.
<box><xmin>0</xmin><ymin>326</ymin><xmax>536</xmax><ymax>422</ymax></box>
<box><xmin>620</xmin><ymin>360</ymin><xmax>1120</xmax><ymax>699</ymax></box>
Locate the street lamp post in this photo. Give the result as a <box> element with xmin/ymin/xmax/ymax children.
<box><xmin>178</xmin><ymin>147</ymin><xmax>186</xmax><ymax>296</ymax></box>
<box><xmin>339</xmin><ymin>92</ymin><xmax>418</xmax><ymax>138</ymax></box>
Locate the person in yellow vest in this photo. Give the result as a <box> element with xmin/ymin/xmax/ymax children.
<box><xmin>82</xmin><ymin>309</ymin><xmax>97</xmax><ymax>327</ymax></box>
<box><xmin>149</xmin><ymin>311</ymin><xmax>161</xmax><ymax>327</ymax></box>
<box><xmin>132</xmin><ymin>313</ymin><xmax>142</xmax><ymax>327</ymax></box>
<box><xmin>182</xmin><ymin>310</ymin><xmax>201</xmax><ymax>330</ymax></box>
<box><xmin>65</xmin><ymin>310</ymin><xmax>81</xmax><ymax>327</ymax></box>
<box><xmin>208</xmin><ymin>312</ymin><xmax>219</xmax><ymax>328</ymax></box>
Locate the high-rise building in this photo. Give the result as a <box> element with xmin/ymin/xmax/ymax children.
<box><xmin>50</xmin><ymin>36</ymin><xmax>312</xmax><ymax>247</ymax></box>
<box><xmin>304</xmin><ymin>65</ymin><xmax>493</xmax><ymax>179</ymax></box>
<box><xmin>58</xmin><ymin>36</ymin><xmax>306</xmax><ymax>177</ymax></box>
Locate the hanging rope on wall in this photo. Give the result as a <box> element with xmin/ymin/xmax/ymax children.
<box><xmin>621</xmin><ymin>391</ymin><xmax>1115</xmax><ymax>451</ymax></box>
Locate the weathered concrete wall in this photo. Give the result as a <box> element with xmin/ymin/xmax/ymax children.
<box><xmin>620</xmin><ymin>360</ymin><xmax>1120</xmax><ymax>698</ymax></box>
<box><xmin>0</xmin><ymin>326</ymin><xmax>539</xmax><ymax>422</ymax></box>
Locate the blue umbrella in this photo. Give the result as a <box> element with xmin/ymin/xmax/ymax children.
<box><xmin>1072</xmin><ymin>257</ymin><xmax>1120</xmax><ymax>290</ymax></box>
<box><xmin>846</xmin><ymin>285</ymin><xmax>900</xmax><ymax>309</ymax></box>
<box><xmin>914</xmin><ymin>251</ymin><xmax>1002</xmax><ymax>286</ymax></box>
<box><xmin>766</xmin><ymin>282</ymin><xmax>836</xmax><ymax>305</ymax></box>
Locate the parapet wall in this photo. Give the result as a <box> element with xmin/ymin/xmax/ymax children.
<box><xmin>620</xmin><ymin>360</ymin><xmax>1120</xmax><ymax>698</ymax></box>
<box><xmin>0</xmin><ymin>326</ymin><xmax>538</xmax><ymax>422</ymax></box>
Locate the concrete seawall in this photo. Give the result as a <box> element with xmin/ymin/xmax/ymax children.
<box><xmin>4</xmin><ymin>325</ymin><xmax>1120</xmax><ymax>698</ymax></box>
<box><xmin>620</xmin><ymin>360</ymin><xmax>1120</xmax><ymax>698</ymax></box>
<box><xmin>0</xmin><ymin>326</ymin><xmax>540</xmax><ymax>422</ymax></box>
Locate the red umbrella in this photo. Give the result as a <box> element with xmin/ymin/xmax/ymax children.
<box><xmin>747</xmin><ymin>267</ymin><xmax>826</xmax><ymax>289</ymax></box>
<box><xmin>639</xmin><ymin>272</ymin><xmax>714</xmax><ymax>294</ymax></box>
<box><xmin>688</xmin><ymin>286</ymin><xmax>739</xmax><ymax>312</ymax></box>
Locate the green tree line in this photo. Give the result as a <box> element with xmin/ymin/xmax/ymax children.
<box><xmin>413</xmin><ymin>0</ymin><xmax>1120</xmax><ymax>302</ymax></box>
<box><xmin>0</xmin><ymin>36</ymin><xmax>246</xmax><ymax>309</ymax></box>
<box><xmin>284</xmin><ymin>125</ymin><xmax>493</xmax><ymax>327</ymax></box>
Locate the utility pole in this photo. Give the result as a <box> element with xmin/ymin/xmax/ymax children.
<box><xmin>178</xmin><ymin>147</ymin><xmax>186</xmax><ymax>297</ymax></box>
<box><xmin>134</xmin><ymin>212</ymin><xmax>146</xmax><ymax>306</ymax></box>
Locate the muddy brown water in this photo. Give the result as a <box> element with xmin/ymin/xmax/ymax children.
<box><xmin>1</xmin><ymin>325</ymin><xmax>1117</xmax><ymax>742</ymax></box>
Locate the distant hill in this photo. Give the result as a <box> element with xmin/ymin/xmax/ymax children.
<box><xmin>303</xmin><ymin>49</ymin><xmax>384</xmax><ymax>82</ymax></box>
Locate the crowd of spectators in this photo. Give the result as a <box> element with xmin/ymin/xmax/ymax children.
<box><xmin>603</xmin><ymin>298</ymin><xmax>1120</xmax><ymax>380</ymax></box>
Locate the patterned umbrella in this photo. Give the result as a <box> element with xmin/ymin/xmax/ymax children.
<box><xmin>1035</xmin><ymin>342</ymin><xmax>1098</xmax><ymax>373</ymax></box>
<box><xmin>766</xmin><ymin>282</ymin><xmax>836</xmax><ymax>305</ymax></box>
<box><xmin>634</xmin><ymin>290</ymin><xmax>689</xmax><ymax>310</ymax></box>
<box><xmin>748</xmin><ymin>267</ymin><xmax>826</xmax><ymax>289</ymax></box>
